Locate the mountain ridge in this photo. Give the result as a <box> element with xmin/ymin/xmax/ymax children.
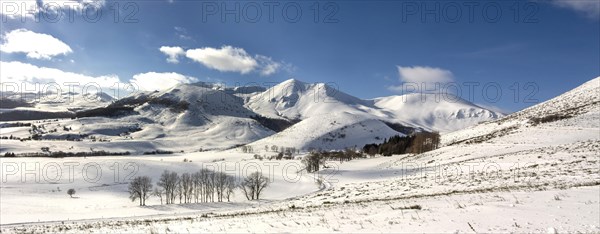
<box><xmin>0</xmin><ymin>78</ymin><xmax>506</xmax><ymax>151</ymax></box>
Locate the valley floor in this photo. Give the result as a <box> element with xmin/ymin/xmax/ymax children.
<box><xmin>1</xmin><ymin>103</ymin><xmax>599</xmax><ymax>233</ymax></box>
<box><xmin>2</xmin><ymin>185</ymin><xmax>598</xmax><ymax>233</ymax></box>
<box><xmin>1</xmin><ymin>145</ymin><xmax>598</xmax><ymax>233</ymax></box>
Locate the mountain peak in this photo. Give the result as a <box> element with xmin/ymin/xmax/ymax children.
<box><xmin>278</xmin><ymin>78</ymin><xmax>308</xmax><ymax>88</ymax></box>
<box><xmin>282</xmin><ymin>78</ymin><xmax>302</xmax><ymax>83</ymax></box>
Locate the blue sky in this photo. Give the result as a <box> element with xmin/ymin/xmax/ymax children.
<box><xmin>1</xmin><ymin>0</ymin><xmax>599</xmax><ymax>113</ymax></box>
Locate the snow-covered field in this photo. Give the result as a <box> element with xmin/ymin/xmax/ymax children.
<box><xmin>2</xmin><ymin>110</ymin><xmax>599</xmax><ymax>232</ymax></box>
<box><xmin>6</xmin><ymin>186</ymin><xmax>594</xmax><ymax>233</ymax></box>
<box><xmin>0</xmin><ymin>152</ymin><xmax>319</xmax><ymax>224</ymax></box>
<box><xmin>0</xmin><ymin>77</ymin><xmax>598</xmax><ymax>233</ymax></box>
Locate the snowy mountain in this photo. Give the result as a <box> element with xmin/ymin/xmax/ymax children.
<box><xmin>0</xmin><ymin>91</ymin><xmax>115</xmax><ymax>121</ymax></box>
<box><xmin>246</xmin><ymin>79</ymin><xmax>371</xmax><ymax>120</ymax></box>
<box><xmin>244</xmin><ymin>79</ymin><xmax>503</xmax><ymax>150</ymax></box>
<box><xmin>373</xmin><ymin>93</ymin><xmax>503</xmax><ymax>133</ymax></box>
<box><xmin>0</xmin><ymin>78</ymin><xmax>504</xmax><ymax>152</ymax></box>
<box><xmin>84</xmin><ymin>83</ymin><xmax>276</xmax><ymax>150</ymax></box>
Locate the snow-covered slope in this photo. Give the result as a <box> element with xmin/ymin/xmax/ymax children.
<box><xmin>248</xmin><ymin>112</ymin><xmax>400</xmax><ymax>150</ymax></box>
<box><xmin>442</xmin><ymin>76</ymin><xmax>600</xmax><ymax>146</ymax></box>
<box><xmin>373</xmin><ymin>93</ymin><xmax>503</xmax><ymax>133</ymax></box>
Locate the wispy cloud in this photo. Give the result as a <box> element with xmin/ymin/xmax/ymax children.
<box><xmin>397</xmin><ymin>65</ymin><xmax>454</xmax><ymax>84</ymax></box>
<box><xmin>551</xmin><ymin>0</ymin><xmax>600</xmax><ymax>19</ymax></box>
<box><xmin>40</xmin><ymin>0</ymin><xmax>106</xmax><ymax>12</ymax></box>
<box><xmin>174</xmin><ymin>26</ymin><xmax>193</xmax><ymax>40</ymax></box>
<box><xmin>388</xmin><ymin>65</ymin><xmax>454</xmax><ymax>93</ymax></box>
<box><xmin>256</xmin><ymin>55</ymin><xmax>285</xmax><ymax>76</ymax></box>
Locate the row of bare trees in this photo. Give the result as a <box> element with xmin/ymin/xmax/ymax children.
<box><xmin>129</xmin><ymin>170</ymin><xmax>270</xmax><ymax>206</ymax></box>
<box><xmin>156</xmin><ymin>169</ymin><xmax>236</xmax><ymax>204</ymax></box>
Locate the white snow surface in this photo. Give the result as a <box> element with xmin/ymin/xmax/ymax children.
<box><xmin>0</xmin><ymin>77</ymin><xmax>599</xmax><ymax>233</ymax></box>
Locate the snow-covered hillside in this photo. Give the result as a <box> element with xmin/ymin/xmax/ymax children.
<box><xmin>3</xmin><ymin>91</ymin><xmax>114</xmax><ymax>110</ymax></box>
<box><xmin>1</xmin><ymin>78</ymin><xmax>503</xmax><ymax>153</ymax></box>
<box><xmin>442</xmin><ymin>76</ymin><xmax>600</xmax><ymax>146</ymax></box>
<box><xmin>0</xmin><ymin>91</ymin><xmax>115</xmax><ymax>121</ymax></box>
<box><xmin>244</xmin><ymin>79</ymin><xmax>503</xmax><ymax>150</ymax></box>
<box><xmin>248</xmin><ymin>112</ymin><xmax>400</xmax><ymax>151</ymax></box>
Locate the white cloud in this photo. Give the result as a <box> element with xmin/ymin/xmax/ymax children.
<box><xmin>388</xmin><ymin>65</ymin><xmax>455</xmax><ymax>93</ymax></box>
<box><xmin>0</xmin><ymin>60</ymin><xmax>120</xmax><ymax>89</ymax></box>
<box><xmin>0</xmin><ymin>29</ymin><xmax>72</xmax><ymax>60</ymax></box>
<box><xmin>159</xmin><ymin>46</ymin><xmax>185</xmax><ymax>64</ymax></box>
<box><xmin>185</xmin><ymin>46</ymin><xmax>258</xmax><ymax>74</ymax></box>
<box><xmin>166</xmin><ymin>45</ymin><xmax>288</xmax><ymax>76</ymax></box>
<box><xmin>551</xmin><ymin>0</ymin><xmax>600</xmax><ymax>19</ymax></box>
<box><xmin>131</xmin><ymin>72</ymin><xmax>198</xmax><ymax>91</ymax></box>
<box><xmin>397</xmin><ymin>65</ymin><xmax>454</xmax><ymax>84</ymax></box>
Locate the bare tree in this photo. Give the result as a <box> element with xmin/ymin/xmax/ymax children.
<box><xmin>303</xmin><ymin>152</ymin><xmax>324</xmax><ymax>173</ymax></box>
<box><xmin>225</xmin><ymin>175</ymin><xmax>236</xmax><ymax>202</ymax></box>
<box><xmin>158</xmin><ymin>170</ymin><xmax>179</xmax><ymax>204</ymax></box>
<box><xmin>240</xmin><ymin>178</ymin><xmax>255</xmax><ymax>200</ymax></box>
<box><xmin>170</xmin><ymin>172</ymin><xmax>179</xmax><ymax>204</ymax></box>
<box><xmin>215</xmin><ymin>172</ymin><xmax>227</xmax><ymax>202</ymax></box>
<box><xmin>200</xmin><ymin>169</ymin><xmax>211</xmax><ymax>202</ymax></box>
<box><xmin>67</xmin><ymin>188</ymin><xmax>76</xmax><ymax>198</ymax></box>
<box><xmin>181</xmin><ymin>173</ymin><xmax>193</xmax><ymax>203</ymax></box>
<box><xmin>176</xmin><ymin>177</ymin><xmax>183</xmax><ymax>204</ymax></box>
<box><xmin>128</xmin><ymin>176</ymin><xmax>153</xmax><ymax>206</ymax></box>
<box><xmin>240</xmin><ymin>171</ymin><xmax>269</xmax><ymax>200</ymax></box>
<box><xmin>192</xmin><ymin>171</ymin><xmax>203</xmax><ymax>203</ymax></box>
<box><xmin>153</xmin><ymin>187</ymin><xmax>164</xmax><ymax>205</ymax></box>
